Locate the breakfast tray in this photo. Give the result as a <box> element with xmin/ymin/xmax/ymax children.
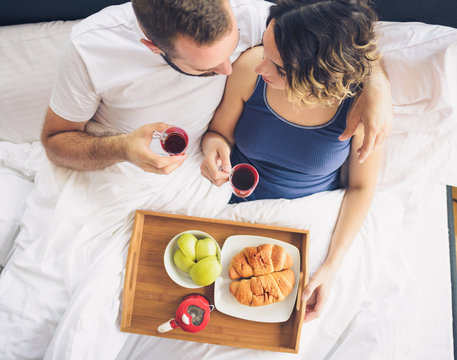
<box><xmin>121</xmin><ymin>210</ymin><xmax>309</xmax><ymax>353</ymax></box>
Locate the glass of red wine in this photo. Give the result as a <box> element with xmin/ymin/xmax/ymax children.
<box><xmin>152</xmin><ymin>127</ymin><xmax>189</xmax><ymax>156</ymax></box>
<box><xmin>229</xmin><ymin>163</ymin><xmax>259</xmax><ymax>198</ymax></box>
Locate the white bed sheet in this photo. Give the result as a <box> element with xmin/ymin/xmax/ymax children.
<box><xmin>0</xmin><ymin>19</ymin><xmax>456</xmax><ymax>360</ymax></box>
<box><xmin>404</xmin><ymin>184</ymin><xmax>453</xmax><ymax>359</ymax></box>
<box><xmin>0</xmin><ymin>149</ymin><xmax>405</xmax><ymax>360</ymax></box>
<box><xmin>0</xmin><ymin>145</ymin><xmax>451</xmax><ymax>360</ymax></box>
<box><xmin>112</xmin><ymin>181</ymin><xmax>453</xmax><ymax>360</ymax></box>
<box><xmin>0</xmin><ymin>142</ymin><xmax>43</xmax><ymax>266</ymax></box>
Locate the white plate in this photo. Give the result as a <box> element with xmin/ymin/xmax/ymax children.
<box><xmin>214</xmin><ymin>235</ymin><xmax>300</xmax><ymax>323</ymax></box>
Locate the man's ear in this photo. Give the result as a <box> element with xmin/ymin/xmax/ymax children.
<box><xmin>140</xmin><ymin>38</ymin><xmax>164</xmax><ymax>55</ymax></box>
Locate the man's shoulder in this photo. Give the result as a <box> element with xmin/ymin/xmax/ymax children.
<box><xmin>71</xmin><ymin>2</ymin><xmax>135</xmax><ymax>42</ymax></box>
<box><xmin>230</xmin><ymin>0</ymin><xmax>272</xmax><ymax>12</ymax></box>
<box><xmin>230</xmin><ymin>0</ymin><xmax>272</xmax><ymax>20</ymax></box>
<box><xmin>230</xmin><ymin>0</ymin><xmax>271</xmax><ymax>62</ymax></box>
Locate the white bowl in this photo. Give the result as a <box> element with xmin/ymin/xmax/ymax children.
<box><xmin>164</xmin><ymin>230</ymin><xmax>221</xmax><ymax>288</ymax></box>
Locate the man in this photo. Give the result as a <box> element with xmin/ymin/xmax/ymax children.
<box><xmin>0</xmin><ymin>0</ymin><xmax>392</xmax><ymax>359</ymax></box>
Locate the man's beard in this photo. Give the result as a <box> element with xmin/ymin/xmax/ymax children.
<box><xmin>161</xmin><ymin>54</ymin><xmax>218</xmax><ymax>77</ymax></box>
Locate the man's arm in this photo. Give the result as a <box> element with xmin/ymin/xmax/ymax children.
<box><xmin>41</xmin><ymin>107</ymin><xmax>187</xmax><ymax>174</ymax></box>
<box><xmin>340</xmin><ymin>58</ymin><xmax>393</xmax><ymax>163</ymax></box>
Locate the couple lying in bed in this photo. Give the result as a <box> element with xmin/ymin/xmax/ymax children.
<box><xmin>42</xmin><ymin>0</ymin><xmax>388</xmax><ymax>322</ymax></box>
<box><xmin>111</xmin><ymin>0</ymin><xmax>386</xmax><ymax>320</ymax></box>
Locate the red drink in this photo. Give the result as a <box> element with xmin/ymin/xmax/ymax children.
<box><xmin>163</xmin><ymin>133</ymin><xmax>187</xmax><ymax>154</ymax></box>
<box><xmin>160</xmin><ymin>127</ymin><xmax>189</xmax><ymax>155</ymax></box>
<box><xmin>231</xmin><ymin>167</ymin><xmax>255</xmax><ymax>190</ymax></box>
<box><xmin>230</xmin><ymin>163</ymin><xmax>259</xmax><ymax>198</ymax></box>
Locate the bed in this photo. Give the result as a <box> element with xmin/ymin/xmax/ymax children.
<box><xmin>0</xmin><ymin>1</ymin><xmax>456</xmax><ymax>359</ymax></box>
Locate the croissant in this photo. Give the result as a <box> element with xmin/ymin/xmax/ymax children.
<box><xmin>229</xmin><ymin>269</ymin><xmax>295</xmax><ymax>306</ymax></box>
<box><xmin>228</xmin><ymin>244</ymin><xmax>293</xmax><ymax>280</ymax></box>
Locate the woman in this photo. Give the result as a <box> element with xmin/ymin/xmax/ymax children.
<box><xmin>201</xmin><ymin>0</ymin><xmax>385</xmax><ymax>321</ymax></box>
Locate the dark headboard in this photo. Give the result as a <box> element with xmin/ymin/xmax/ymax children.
<box><xmin>0</xmin><ymin>0</ymin><xmax>128</xmax><ymax>26</ymax></box>
<box><xmin>1</xmin><ymin>0</ymin><xmax>456</xmax><ymax>28</ymax></box>
<box><xmin>372</xmin><ymin>0</ymin><xmax>457</xmax><ymax>29</ymax></box>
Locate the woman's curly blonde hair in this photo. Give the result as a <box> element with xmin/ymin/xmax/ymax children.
<box><xmin>268</xmin><ymin>0</ymin><xmax>379</xmax><ymax>106</ymax></box>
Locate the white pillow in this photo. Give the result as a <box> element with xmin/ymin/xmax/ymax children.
<box><xmin>377</xmin><ymin>22</ymin><xmax>457</xmax><ymax>134</ymax></box>
<box><xmin>0</xmin><ymin>20</ymin><xmax>78</xmax><ymax>143</ymax></box>
<box><xmin>374</xmin><ymin>22</ymin><xmax>457</xmax><ymax>190</ymax></box>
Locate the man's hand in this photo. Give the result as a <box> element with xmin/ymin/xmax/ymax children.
<box><xmin>41</xmin><ymin>108</ymin><xmax>187</xmax><ymax>173</ymax></box>
<box><xmin>339</xmin><ymin>60</ymin><xmax>393</xmax><ymax>163</ymax></box>
<box><xmin>125</xmin><ymin>123</ymin><xmax>187</xmax><ymax>174</ymax></box>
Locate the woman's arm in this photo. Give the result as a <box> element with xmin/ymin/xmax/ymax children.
<box><xmin>302</xmin><ymin>123</ymin><xmax>383</xmax><ymax>322</ymax></box>
<box><xmin>200</xmin><ymin>46</ymin><xmax>262</xmax><ymax>185</ymax></box>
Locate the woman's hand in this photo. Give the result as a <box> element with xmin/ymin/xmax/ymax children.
<box><xmin>200</xmin><ymin>132</ymin><xmax>232</xmax><ymax>186</ymax></box>
<box><xmin>302</xmin><ymin>264</ymin><xmax>337</xmax><ymax>322</ymax></box>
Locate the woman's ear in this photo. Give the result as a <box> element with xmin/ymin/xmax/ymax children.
<box><xmin>140</xmin><ymin>38</ymin><xmax>164</xmax><ymax>55</ymax></box>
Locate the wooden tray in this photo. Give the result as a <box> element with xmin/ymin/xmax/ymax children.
<box><xmin>121</xmin><ymin>210</ymin><xmax>309</xmax><ymax>353</ymax></box>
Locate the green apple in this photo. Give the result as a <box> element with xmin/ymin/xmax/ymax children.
<box><xmin>189</xmin><ymin>256</ymin><xmax>222</xmax><ymax>286</ymax></box>
<box><xmin>195</xmin><ymin>238</ymin><xmax>217</xmax><ymax>261</ymax></box>
<box><xmin>177</xmin><ymin>233</ymin><xmax>198</xmax><ymax>261</ymax></box>
<box><xmin>196</xmin><ymin>255</ymin><xmax>217</xmax><ymax>264</ymax></box>
<box><xmin>173</xmin><ymin>248</ymin><xmax>196</xmax><ymax>273</ymax></box>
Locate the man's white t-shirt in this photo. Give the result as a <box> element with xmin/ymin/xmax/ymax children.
<box><xmin>50</xmin><ymin>0</ymin><xmax>271</xmax><ymax>155</ymax></box>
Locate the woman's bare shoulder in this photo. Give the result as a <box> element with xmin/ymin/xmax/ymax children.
<box><xmin>233</xmin><ymin>46</ymin><xmax>263</xmax><ymax>70</ymax></box>
<box><xmin>230</xmin><ymin>46</ymin><xmax>263</xmax><ymax>101</ymax></box>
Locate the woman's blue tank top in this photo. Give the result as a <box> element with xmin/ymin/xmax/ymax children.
<box><xmin>230</xmin><ymin>76</ymin><xmax>353</xmax><ymax>203</ymax></box>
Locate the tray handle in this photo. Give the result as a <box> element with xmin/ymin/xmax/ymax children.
<box><xmin>120</xmin><ymin>212</ymin><xmax>144</xmax><ymax>331</ymax></box>
<box><xmin>127</xmin><ymin>251</ymin><xmax>138</xmax><ymax>292</ymax></box>
<box><xmin>296</xmin><ymin>271</ymin><xmax>304</xmax><ymax>312</ymax></box>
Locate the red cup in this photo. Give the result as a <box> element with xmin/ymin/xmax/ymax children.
<box><xmin>153</xmin><ymin>127</ymin><xmax>188</xmax><ymax>155</ymax></box>
<box><xmin>229</xmin><ymin>163</ymin><xmax>259</xmax><ymax>198</ymax></box>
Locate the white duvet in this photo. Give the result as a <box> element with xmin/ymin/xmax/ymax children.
<box><xmin>0</xmin><ymin>144</ymin><xmax>405</xmax><ymax>360</ymax></box>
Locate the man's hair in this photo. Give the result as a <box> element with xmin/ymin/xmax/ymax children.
<box><xmin>131</xmin><ymin>0</ymin><xmax>232</xmax><ymax>58</ymax></box>
<box><xmin>268</xmin><ymin>0</ymin><xmax>379</xmax><ymax>106</ymax></box>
